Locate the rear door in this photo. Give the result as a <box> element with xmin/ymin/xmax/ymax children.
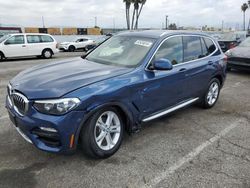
<box><xmin>26</xmin><ymin>35</ymin><xmax>42</xmax><ymax>56</ymax></box>
<box><xmin>182</xmin><ymin>36</ymin><xmax>218</xmax><ymax>99</ymax></box>
<box><xmin>3</xmin><ymin>35</ymin><xmax>27</xmax><ymax>57</ymax></box>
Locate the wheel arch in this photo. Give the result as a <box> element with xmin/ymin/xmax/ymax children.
<box><xmin>75</xmin><ymin>102</ymin><xmax>135</xmax><ymax>147</ymax></box>
<box><xmin>0</xmin><ymin>51</ymin><xmax>5</xmax><ymax>58</ymax></box>
<box><xmin>42</xmin><ymin>48</ymin><xmax>54</xmax><ymax>55</ymax></box>
<box><xmin>213</xmin><ymin>74</ymin><xmax>223</xmax><ymax>88</ymax></box>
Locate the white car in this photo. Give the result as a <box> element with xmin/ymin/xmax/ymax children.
<box><xmin>0</xmin><ymin>33</ymin><xmax>58</xmax><ymax>61</ymax></box>
<box><xmin>59</xmin><ymin>38</ymin><xmax>95</xmax><ymax>52</ymax></box>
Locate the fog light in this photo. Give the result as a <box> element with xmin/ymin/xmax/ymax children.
<box><xmin>40</xmin><ymin>127</ymin><xmax>57</xmax><ymax>133</ymax></box>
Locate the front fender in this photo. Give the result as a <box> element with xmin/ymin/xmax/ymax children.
<box><xmin>74</xmin><ymin>101</ymin><xmax>136</xmax><ymax>147</ymax></box>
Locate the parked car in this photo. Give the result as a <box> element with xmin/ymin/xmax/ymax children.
<box><xmin>59</xmin><ymin>38</ymin><xmax>95</xmax><ymax>52</ymax></box>
<box><xmin>218</xmin><ymin>32</ymin><xmax>246</xmax><ymax>52</ymax></box>
<box><xmin>6</xmin><ymin>30</ymin><xmax>227</xmax><ymax>158</ymax></box>
<box><xmin>225</xmin><ymin>37</ymin><xmax>250</xmax><ymax>71</ymax></box>
<box><xmin>0</xmin><ymin>33</ymin><xmax>58</xmax><ymax>61</ymax></box>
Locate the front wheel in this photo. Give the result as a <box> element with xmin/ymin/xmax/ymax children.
<box><xmin>80</xmin><ymin>107</ymin><xmax>124</xmax><ymax>158</ymax></box>
<box><xmin>200</xmin><ymin>78</ymin><xmax>221</xmax><ymax>109</ymax></box>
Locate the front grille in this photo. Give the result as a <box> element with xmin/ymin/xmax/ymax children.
<box><xmin>11</xmin><ymin>93</ymin><xmax>29</xmax><ymax>116</ymax></box>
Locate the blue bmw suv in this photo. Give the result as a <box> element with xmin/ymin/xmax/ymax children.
<box><xmin>6</xmin><ymin>30</ymin><xmax>227</xmax><ymax>158</ymax></box>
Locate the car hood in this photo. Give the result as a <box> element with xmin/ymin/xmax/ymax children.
<box><xmin>10</xmin><ymin>57</ymin><xmax>133</xmax><ymax>99</ymax></box>
<box><xmin>230</xmin><ymin>46</ymin><xmax>250</xmax><ymax>58</ymax></box>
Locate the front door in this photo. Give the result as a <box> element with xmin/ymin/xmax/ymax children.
<box><xmin>134</xmin><ymin>36</ymin><xmax>189</xmax><ymax>118</ymax></box>
<box><xmin>3</xmin><ymin>35</ymin><xmax>27</xmax><ymax>57</ymax></box>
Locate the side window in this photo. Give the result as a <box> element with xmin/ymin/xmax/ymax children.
<box><xmin>5</xmin><ymin>35</ymin><xmax>24</xmax><ymax>45</ymax></box>
<box><xmin>27</xmin><ymin>35</ymin><xmax>41</xmax><ymax>43</ymax></box>
<box><xmin>201</xmin><ymin>38</ymin><xmax>209</xmax><ymax>57</ymax></box>
<box><xmin>183</xmin><ymin>36</ymin><xmax>202</xmax><ymax>62</ymax></box>
<box><xmin>204</xmin><ymin>38</ymin><xmax>216</xmax><ymax>55</ymax></box>
<box><xmin>40</xmin><ymin>35</ymin><xmax>54</xmax><ymax>43</ymax></box>
<box><xmin>154</xmin><ymin>36</ymin><xmax>183</xmax><ymax>65</ymax></box>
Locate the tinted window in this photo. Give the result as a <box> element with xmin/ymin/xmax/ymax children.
<box><xmin>183</xmin><ymin>36</ymin><xmax>202</xmax><ymax>62</ymax></box>
<box><xmin>204</xmin><ymin>38</ymin><xmax>216</xmax><ymax>54</ymax></box>
<box><xmin>154</xmin><ymin>36</ymin><xmax>183</xmax><ymax>65</ymax></box>
<box><xmin>41</xmin><ymin>35</ymin><xmax>54</xmax><ymax>43</ymax></box>
<box><xmin>27</xmin><ymin>35</ymin><xmax>40</xmax><ymax>43</ymax></box>
<box><xmin>5</xmin><ymin>35</ymin><xmax>24</xmax><ymax>45</ymax></box>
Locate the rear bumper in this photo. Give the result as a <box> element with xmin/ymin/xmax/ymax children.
<box><xmin>5</xmin><ymin>96</ymin><xmax>85</xmax><ymax>154</ymax></box>
<box><xmin>228</xmin><ymin>60</ymin><xmax>250</xmax><ymax>70</ymax></box>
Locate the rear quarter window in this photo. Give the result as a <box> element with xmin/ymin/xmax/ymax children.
<box><xmin>203</xmin><ymin>37</ymin><xmax>216</xmax><ymax>54</ymax></box>
<box><xmin>40</xmin><ymin>35</ymin><xmax>54</xmax><ymax>43</ymax></box>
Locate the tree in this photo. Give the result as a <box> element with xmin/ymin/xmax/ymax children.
<box><xmin>168</xmin><ymin>23</ymin><xmax>177</xmax><ymax>30</ymax></box>
<box><xmin>123</xmin><ymin>0</ymin><xmax>147</xmax><ymax>30</ymax></box>
<box><xmin>241</xmin><ymin>3</ymin><xmax>248</xmax><ymax>31</ymax></box>
<box><xmin>124</xmin><ymin>0</ymin><xmax>132</xmax><ymax>30</ymax></box>
<box><xmin>134</xmin><ymin>0</ymin><xmax>146</xmax><ymax>29</ymax></box>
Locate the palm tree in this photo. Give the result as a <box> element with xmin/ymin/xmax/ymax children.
<box><xmin>134</xmin><ymin>0</ymin><xmax>146</xmax><ymax>29</ymax></box>
<box><xmin>124</xmin><ymin>0</ymin><xmax>132</xmax><ymax>30</ymax></box>
<box><xmin>241</xmin><ymin>3</ymin><xmax>248</xmax><ymax>31</ymax></box>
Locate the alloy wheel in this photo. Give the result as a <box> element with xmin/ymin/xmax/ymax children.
<box><xmin>207</xmin><ymin>82</ymin><xmax>219</xmax><ymax>106</ymax></box>
<box><xmin>94</xmin><ymin>111</ymin><xmax>121</xmax><ymax>151</ymax></box>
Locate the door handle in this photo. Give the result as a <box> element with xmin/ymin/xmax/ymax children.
<box><xmin>179</xmin><ymin>68</ymin><xmax>187</xmax><ymax>72</ymax></box>
<box><xmin>208</xmin><ymin>61</ymin><xmax>213</xmax><ymax>65</ymax></box>
<box><xmin>22</xmin><ymin>45</ymin><xmax>26</xmax><ymax>47</ymax></box>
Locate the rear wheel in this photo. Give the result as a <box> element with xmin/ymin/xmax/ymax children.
<box><xmin>68</xmin><ymin>45</ymin><xmax>75</xmax><ymax>52</ymax></box>
<box><xmin>81</xmin><ymin>107</ymin><xmax>124</xmax><ymax>158</ymax></box>
<box><xmin>200</xmin><ymin>78</ymin><xmax>221</xmax><ymax>109</ymax></box>
<box><xmin>42</xmin><ymin>49</ymin><xmax>53</xmax><ymax>59</ymax></box>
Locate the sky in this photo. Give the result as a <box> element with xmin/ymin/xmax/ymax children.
<box><xmin>0</xmin><ymin>0</ymin><xmax>249</xmax><ymax>29</ymax></box>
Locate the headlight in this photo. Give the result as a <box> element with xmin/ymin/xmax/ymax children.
<box><xmin>34</xmin><ymin>98</ymin><xmax>80</xmax><ymax>115</ymax></box>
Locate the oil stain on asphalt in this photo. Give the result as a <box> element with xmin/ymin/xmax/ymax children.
<box><xmin>0</xmin><ymin>162</ymin><xmax>46</xmax><ymax>188</ymax></box>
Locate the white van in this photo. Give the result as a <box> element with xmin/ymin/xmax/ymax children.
<box><xmin>0</xmin><ymin>33</ymin><xmax>59</xmax><ymax>61</ymax></box>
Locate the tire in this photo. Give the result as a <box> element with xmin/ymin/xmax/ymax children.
<box><xmin>200</xmin><ymin>78</ymin><xmax>221</xmax><ymax>109</ymax></box>
<box><xmin>68</xmin><ymin>45</ymin><xmax>75</xmax><ymax>52</ymax></box>
<box><xmin>226</xmin><ymin>66</ymin><xmax>231</xmax><ymax>71</ymax></box>
<box><xmin>80</xmin><ymin>107</ymin><xmax>124</xmax><ymax>159</ymax></box>
<box><xmin>0</xmin><ymin>52</ymin><xmax>4</xmax><ymax>62</ymax></box>
<box><xmin>42</xmin><ymin>49</ymin><xmax>53</xmax><ymax>59</ymax></box>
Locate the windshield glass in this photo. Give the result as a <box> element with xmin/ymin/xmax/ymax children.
<box><xmin>86</xmin><ymin>36</ymin><xmax>155</xmax><ymax>67</ymax></box>
<box><xmin>0</xmin><ymin>35</ymin><xmax>10</xmax><ymax>43</ymax></box>
<box><xmin>239</xmin><ymin>37</ymin><xmax>250</xmax><ymax>47</ymax></box>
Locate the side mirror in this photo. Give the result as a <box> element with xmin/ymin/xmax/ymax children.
<box><xmin>151</xmin><ymin>58</ymin><xmax>173</xmax><ymax>71</ymax></box>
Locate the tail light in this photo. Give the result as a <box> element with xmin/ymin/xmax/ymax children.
<box><xmin>56</xmin><ymin>43</ymin><xmax>59</xmax><ymax>49</ymax></box>
<box><xmin>223</xmin><ymin>55</ymin><xmax>228</xmax><ymax>64</ymax></box>
<box><xmin>229</xmin><ymin>42</ymin><xmax>236</xmax><ymax>49</ymax></box>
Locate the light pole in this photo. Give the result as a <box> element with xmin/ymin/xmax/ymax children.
<box><xmin>42</xmin><ymin>16</ymin><xmax>45</xmax><ymax>28</ymax></box>
<box><xmin>94</xmin><ymin>17</ymin><xmax>97</xmax><ymax>27</ymax></box>
<box><xmin>166</xmin><ymin>15</ymin><xmax>168</xmax><ymax>30</ymax></box>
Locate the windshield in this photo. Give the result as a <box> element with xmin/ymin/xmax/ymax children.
<box><xmin>86</xmin><ymin>36</ymin><xmax>155</xmax><ymax>67</ymax></box>
<box><xmin>239</xmin><ymin>37</ymin><xmax>250</xmax><ymax>47</ymax></box>
<box><xmin>0</xmin><ymin>35</ymin><xmax>10</xmax><ymax>43</ymax></box>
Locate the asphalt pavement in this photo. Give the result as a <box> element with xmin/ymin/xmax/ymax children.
<box><xmin>0</xmin><ymin>52</ymin><xmax>249</xmax><ymax>188</ymax></box>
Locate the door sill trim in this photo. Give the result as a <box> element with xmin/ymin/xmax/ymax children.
<box><xmin>142</xmin><ymin>98</ymin><xmax>199</xmax><ymax>122</ymax></box>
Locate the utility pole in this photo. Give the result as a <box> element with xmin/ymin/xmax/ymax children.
<box><xmin>42</xmin><ymin>16</ymin><xmax>45</xmax><ymax>28</ymax></box>
<box><xmin>113</xmin><ymin>17</ymin><xmax>116</xmax><ymax>32</ymax></box>
<box><xmin>221</xmin><ymin>20</ymin><xmax>224</xmax><ymax>32</ymax></box>
<box><xmin>94</xmin><ymin>17</ymin><xmax>97</xmax><ymax>27</ymax></box>
<box><xmin>165</xmin><ymin>15</ymin><xmax>168</xmax><ymax>30</ymax></box>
